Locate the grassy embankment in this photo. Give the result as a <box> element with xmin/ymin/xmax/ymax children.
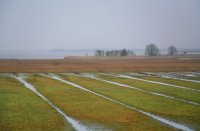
<box><xmin>0</xmin><ymin>76</ymin><xmax>72</xmax><ymax>131</ymax></box>
<box><xmin>97</xmin><ymin>74</ymin><xmax>200</xmax><ymax>104</ymax></box>
<box><xmin>59</xmin><ymin>74</ymin><xmax>200</xmax><ymax>130</ymax></box>
<box><xmin>26</xmin><ymin>74</ymin><xmax>174</xmax><ymax>131</ymax></box>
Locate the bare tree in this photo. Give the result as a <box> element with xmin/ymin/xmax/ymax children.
<box><xmin>168</xmin><ymin>46</ymin><xmax>177</xmax><ymax>56</ymax></box>
<box><xmin>120</xmin><ymin>48</ymin><xmax>128</xmax><ymax>56</ymax></box>
<box><xmin>95</xmin><ymin>50</ymin><xmax>104</xmax><ymax>56</ymax></box>
<box><xmin>145</xmin><ymin>43</ymin><xmax>160</xmax><ymax>56</ymax></box>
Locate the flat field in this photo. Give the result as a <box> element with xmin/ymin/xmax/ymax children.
<box><xmin>25</xmin><ymin>74</ymin><xmax>173</xmax><ymax>130</ymax></box>
<box><xmin>97</xmin><ymin>74</ymin><xmax>200</xmax><ymax>103</ymax></box>
<box><xmin>0</xmin><ymin>56</ymin><xmax>200</xmax><ymax>72</ymax></box>
<box><xmin>138</xmin><ymin>76</ymin><xmax>200</xmax><ymax>90</ymax></box>
<box><xmin>0</xmin><ymin>76</ymin><xmax>72</xmax><ymax>131</ymax></box>
<box><xmin>0</xmin><ymin>71</ymin><xmax>200</xmax><ymax>130</ymax></box>
<box><xmin>59</xmin><ymin>74</ymin><xmax>200</xmax><ymax>130</ymax></box>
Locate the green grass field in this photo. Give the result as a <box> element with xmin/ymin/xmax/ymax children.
<box><xmin>25</xmin><ymin>74</ymin><xmax>173</xmax><ymax>130</ymax></box>
<box><xmin>97</xmin><ymin>74</ymin><xmax>200</xmax><ymax>104</ymax></box>
<box><xmin>183</xmin><ymin>76</ymin><xmax>200</xmax><ymax>81</ymax></box>
<box><xmin>0</xmin><ymin>76</ymin><xmax>72</xmax><ymax>131</ymax></box>
<box><xmin>137</xmin><ymin>76</ymin><xmax>200</xmax><ymax>90</ymax></box>
<box><xmin>1</xmin><ymin>73</ymin><xmax>199</xmax><ymax>130</ymax></box>
<box><xmin>58</xmin><ymin>74</ymin><xmax>200</xmax><ymax>130</ymax></box>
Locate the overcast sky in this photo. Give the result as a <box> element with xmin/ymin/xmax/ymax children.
<box><xmin>1</xmin><ymin>0</ymin><xmax>200</xmax><ymax>51</ymax></box>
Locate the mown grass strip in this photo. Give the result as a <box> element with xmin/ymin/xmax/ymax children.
<box><xmin>97</xmin><ymin>73</ymin><xmax>200</xmax><ymax>104</ymax></box>
<box><xmin>0</xmin><ymin>75</ymin><xmax>71</xmax><ymax>131</ymax></box>
<box><xmin>26</xmin><ymin>74</ymin><xmax>175</xmax><ymax>131</ymax></box>
<box><xmin>59</xmin><ymin>74</ymin><xmax>200</xmax><ymax>130</ymax></box>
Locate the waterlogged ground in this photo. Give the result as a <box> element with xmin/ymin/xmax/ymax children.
<box><xmin>0</xmin><ymin>72</ymin><xmax>200</xmax><ymax>130</ymax></box>
<box><xmin>138</xmin><ymin>76</ymin><xmax>200</xmax><ymax>90</ymax></box>
<box><xmin>26</xmin><ymin>74</ymin><xmax>173</xmax><ymax>130</ymax></box>
<box><xmin>0</xmin><ymin>76</ymin><xmax>73</xmax><ymax>131</ymax></box>
<box><xmin>58</xmin><ymin>74</ymin><xmax>200</xmax><ymax>130</ymax></box>
<box><xmin>96</xmin><ymin>74</ymin><xmax>200</xmax><ymax>104</ymax></box>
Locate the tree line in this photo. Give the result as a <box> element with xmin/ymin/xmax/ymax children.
<box><xmin>95</xmin><ymin>49</ymin><xmax>135</xmax><ymax>57</ymax></box>
<box><xmin>95</xmin><ymin>44</ymin><xmax>178</xmax><ymax>56</ymax></box>
<box><xmin>145</xmin><ymin>44</ymin><xmax>177</xmax><ymax>56</ymax></box>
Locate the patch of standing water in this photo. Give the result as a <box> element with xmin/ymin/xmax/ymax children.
<box><xmin>127</xmin><ymin>72</ymin><xmax>147</xmax><ymax>77</ymax></box>
<box><xmin>14</xmin><ymin>74</ymin><xmax>89</xmax><ymax>131</ymax></box>
<box><xmin>189</xmin><ymin>72</ymin><xmax>200</xmax><ymax>75</ymax></box>
<box><xmin>184</xmin><ymin>74</ymin><xmax>197</xmax><ymax>77</ymax></box>
<box><xmin>171</xmin><ymin>77</ymin><xmax>200</xmax><ymax>84</ymax></box>
<box><xmin>144</xmin><ymin>72</ymin><xmax>200</xmax><ymax>84</ymax></box>
<box><xmin>45</xmin><ymin>73</ymin><xmax>194</xmax><ymax>131</ymax></box>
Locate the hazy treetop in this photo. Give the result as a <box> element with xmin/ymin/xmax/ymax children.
<box><xmin>0</xmin><ymin>0</ymin><xmax>200</xmax><ymax>51</ymax></box>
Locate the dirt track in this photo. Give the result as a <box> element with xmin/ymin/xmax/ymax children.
<box><xmin>0</xmin><ymin>56</ymin><xmax>200</xmax><ymax>72</ymax></box>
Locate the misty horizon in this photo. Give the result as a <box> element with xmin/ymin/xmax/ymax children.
<box><xmin>1</xmin><ymin>47</ymin><xmax>200</xmax><ymax>59</ymax></box>
<box><xmin>1</xmin><ymin>0</ymin><xmax>200</xmax><ymax>53</ymax></box>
